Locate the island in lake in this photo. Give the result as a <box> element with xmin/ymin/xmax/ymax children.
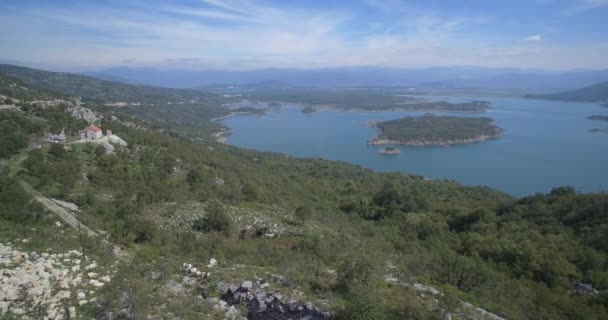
<box><xmin>301</xmin><ymin>106</ymin><xmax>316</xmax><ymax>114</ymax></box>
<box><xmin>586</xmin><ymin>115</ymin><xmax>608</xmax><ymax>122</ymax></box>
<box><xmin>369</xmin><ymin>114</ymin><xmax>501</xmax><ymax>146</ymax></box>
<box><xmin>377</xmin><ymin>146</ymin><xmax>400</xmax><ymax>154</ymax></box>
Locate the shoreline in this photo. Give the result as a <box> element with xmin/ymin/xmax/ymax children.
<box><xmin>367</xmin><ymin>134</ymin><xmax>501</xmax><ymax>147</ymax></box>
<box><xmin>212</xmin><ymin>128</ymin><xmax>232</xmax><ymax>143</ymax></box>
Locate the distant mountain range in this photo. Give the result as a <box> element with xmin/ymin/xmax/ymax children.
<box><xmin>83</xmin><ymin>66</ymin><xmax>608</xmax><ymax>91</ymax></box>
<box><xmin>525</xmin><ymin>81</ymin><xmax>608</xmax><ymax>102</ymax></box>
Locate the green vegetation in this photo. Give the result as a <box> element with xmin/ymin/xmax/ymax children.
<box><xmin>239</xmin><ymin>88</ymin><xmax>489</xmax><ymax>112</ymax></box>
<box><xmin>371</xmin><ymin>115</ymin><xmax>501</xmax><ymax>145</ymax></box>
<box><xmin>0</xmin><ymin>73</ymin><xmax>62</xmax><ymax>102</ymax></box>
<box><xmin>0</xmin><ymin>64</ymin><xmax>217</xmax><ymax>104</ymax></box>
<box><xmin>526</xmin><ymin>81</ymin><xmax>608</xmax><ymax>102</ymax></box>
<box><xmin>1</xmin><ymin>65</ymin><xmax>608</xmax><ymax>319</ymax></box>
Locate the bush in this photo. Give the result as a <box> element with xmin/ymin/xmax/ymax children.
<box><xmin>295</xmin><ymin>206</ymin><xmax>313</xmax><ymax>225</ymax></box>
<box><xmin>192</xmin><ymin>201</ymin><xmax>231</xmax><ymax>235</ymax></box>
<box><xmin>336</xmin><ymin>287</ymin><xmax>386</xmax><ymax>320</ymax></box>
<box><xmin>336</xmin><ymin>253</ymin><xmax>377</xmax><ymax>294</ymax></box>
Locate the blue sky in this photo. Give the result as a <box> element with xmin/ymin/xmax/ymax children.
<box><xmin>0</xmin><ymin>0</ymin><xmax>607</xmax><ymax>71</ymax></box>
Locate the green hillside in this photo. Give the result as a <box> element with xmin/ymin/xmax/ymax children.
<box><xmin>526</xmin><ymin>81</ymin><xmax>608</xmax><ymax>102</ymax></box>
<box><xmin>1</xmin><ymin>66</ymin><xmax>608</xmax><ymax>320</ymax></box>
<box><xmin>0</xmin><ymin>73</ymin><xmax>62</xmax><ymax>101</ymax></box>
<box><xmin>0</xmin><ymin>64</ymin><xmax>217</xmax><ymax>104</ymax></box>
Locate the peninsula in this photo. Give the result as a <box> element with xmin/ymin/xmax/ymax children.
<box><xmin>369</xmin><ymin>115</ymin><xmax>501</xmax><ymax>146</ymax></box>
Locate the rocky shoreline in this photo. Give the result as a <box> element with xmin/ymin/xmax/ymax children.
<box><xmin>212</xmin><ymin>128</ymin><xmax>233</xmax><ymax>143</ymax></box>
<box><xmin>368</xmin><ymin>133</ymin><xmax>500</xmax><ymax>146</ymax></box>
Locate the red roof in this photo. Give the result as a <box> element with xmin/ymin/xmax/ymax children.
<box><xmin>82</xmin><ymin>126</ymin><xmax>101</xmax><ymax>132</ymax></box>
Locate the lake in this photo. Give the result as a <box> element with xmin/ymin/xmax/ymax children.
<box><xmin>220</xmin><ymin>95</ymin><xmax>608</xmax><ymax>196</ymax></box>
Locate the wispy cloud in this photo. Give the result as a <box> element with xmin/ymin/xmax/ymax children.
<box><xmin>566</xmin><ymin>0</ymin><xmax>608</xmax><ymax>14</ymax></box>
<box><xmin>525</xmin><ymin>34</ymin><xmax>543</xmax><ymax>41</ymax></box>
<box><xmin>0</xmin><ymin>0</ymin><xmax>606</xmax><ymax>70</ymax></box>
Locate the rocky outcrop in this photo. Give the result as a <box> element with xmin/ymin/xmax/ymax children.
<box><xmin>66</xmin><ymin>106</ymin><xmax>102</xmax><ymax>124</ymax></box>
<box><xmin>220</xmin><ymin>281</ymin><xmax>330</xmax><ymax>320</ymax></box>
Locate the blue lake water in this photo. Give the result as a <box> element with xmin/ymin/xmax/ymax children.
<box><xmin>220</xmin><ymin>96</ymin><xmax>608</xmax><ymax>196</ymax></box>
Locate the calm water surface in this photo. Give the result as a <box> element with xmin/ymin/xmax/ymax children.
<box><xmin>220</xmin><ymin>96</ymin><xmax>608</xmax><ymax>196</ymax></box>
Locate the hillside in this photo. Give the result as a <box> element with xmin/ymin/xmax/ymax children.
<box><xmin>0</xmin><ymin>64</ymin><xmax>217</xmax><ymax>104</ymax></box>
<box><xmin>1</xmin><ymin>67</ymin><xmax>608</xmax><ymax>320</ymax></box>
<box><xmin>0</xmin><ymin>64</ymin><xmax>235</xmax><ymax>136</ymax></box>
<box><xmin>525</xmin><ymin>81</ymin><xmax>608</xmax><ymax>102</ymax></box>
<box><xmin>0</xmin><ymin>73</ymin><xmax>62</xmax><ymax>102</ymax></box>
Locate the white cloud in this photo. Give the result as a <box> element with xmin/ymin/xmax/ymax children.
<box><xmin>0</xmin><ymin>0</ymin><xmax>606</xmax><ymax>71</ymax></box>
<box><xmin>525</xmin><ymin>34</ymin><xmax>542</xmax><ymax>41</ymax></box>
<box><xmin>566</xmin><ymin>0</ymin><xmax>608</xmax><ymax>14</ymax></box>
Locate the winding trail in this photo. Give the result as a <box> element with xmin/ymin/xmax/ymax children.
<box><xmin>9</xmin><ymin>153</ymin><xmax>127</xmax><ymax>258</ymax></box>
<box><xmin>18</xmin><ymin>180</ymin><xmax>97</xmax><ymax>237</ymax></box>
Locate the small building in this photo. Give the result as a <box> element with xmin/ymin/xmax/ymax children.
<box><xmin>80</xmin><ymin>126</ymin><xmax>103</xmax><ymax>140</ymax></box>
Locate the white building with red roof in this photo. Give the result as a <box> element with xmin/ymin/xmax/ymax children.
<box><xmin>80</xmin><ymin>125</ymin><xmax>103</xmax><ymax>140</ymax></box>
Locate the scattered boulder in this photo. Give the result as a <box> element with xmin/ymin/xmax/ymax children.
<box><xmin>573</xmin><ymin>281</ymin><xmax>599</xmax><ymax>296</ymax></box>
<box><xmin>220</xmin><ymin>282</ymin><xmax>330</xmax><ymax>320</ymax></box>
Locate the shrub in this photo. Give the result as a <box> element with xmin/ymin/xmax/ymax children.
<box><xmin>295</xmin><ymin>206</ymin><xmax>313</xmax><ymax>225</ymax></box>
<box><xmin>192</xmin><ymin>201</ymin><xmax>231</xmax><ymax>235</ymax></box>
<box><xmin>336</xmin><ymin>253</ymin><xmax>377</xmax><ymax>294</ymax></box>
<box><xmin>336</xmin><ymin>287</ymin><xmax>386</xmax><ymax>320</ymax></box>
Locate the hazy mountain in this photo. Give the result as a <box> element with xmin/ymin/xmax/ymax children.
<box><xmin>525</xmin><ymin>81</ymin><xmax>608</xmax><ymax>102</ymax></box>
<box><xmin>86</xmin><ymin>66</ymin><xmax>608</xmax><ymax>90</ymax></box>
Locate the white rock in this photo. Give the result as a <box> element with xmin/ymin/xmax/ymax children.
<box><xmin>84</xmin><ymin>263</ymin><xmax>97</xmax><ymax>270</ymax></box>
<box><xmin>69</xmin><ymin>307</ymin><xmax>76</xmax><ymax>318</ymax></box>
<box><xmin>78</xmin><ymin>300</ymin><xmax>88</xmax><ymax>306</ymax></box>
<box><xmin>4</xmin><ymin>288</ymin><xmax>20</xmax><ymax>301</ymax></box>
<box><xmin>77</xmin><ymin>292</ymin><xmax>86</xmax><ymax>300</ymax></box>
<box><xmin>241</xmin><ymin>281</ymin><xmax>253</xmax><ymax>290</ymax></box>
<box><xmin>47</xmin><ymin>308</ymin><xmax>58</xmax><ymax>319</ymax></box>
<box><xmin>100</xmin><ymin>275</ymin><xmax>111</xmax><ymax>283</ymax></box>
<box><xmin>87</xmin><ymin>272</ymin><xmax>99</xmax><ymax>279</ymax></box>
<box><xmin>207</xmin><ymin>258</ymin><xmax>218</xmax><ymax>268</ymax></box>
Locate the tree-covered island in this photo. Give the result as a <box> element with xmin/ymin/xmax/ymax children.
<box><xmin>369</xmin><ymin>114</ymin><xmax>502</xmax><ymax>146</ymax></box>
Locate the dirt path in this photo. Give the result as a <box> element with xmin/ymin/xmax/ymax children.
<box><xmin>18</xmin><ymin>180</ymin><xmax>97</xmax><ymax>237</ymax></box>
<box><xmin>9</xmin><ymin>153</ymin><xmax>128</xmax><ymax>258</ymax></box>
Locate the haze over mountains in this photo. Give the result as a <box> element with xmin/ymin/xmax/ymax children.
<box><xmin>84</xmin><ymin>66</ymin><xmax>608</xmax><ymax>91</ymax></box>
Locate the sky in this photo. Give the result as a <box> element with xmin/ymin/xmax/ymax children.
<box><xmin>0</xmin><ymin>0</ymin><xmax>607</xmax><ymax>71</ymax></box>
